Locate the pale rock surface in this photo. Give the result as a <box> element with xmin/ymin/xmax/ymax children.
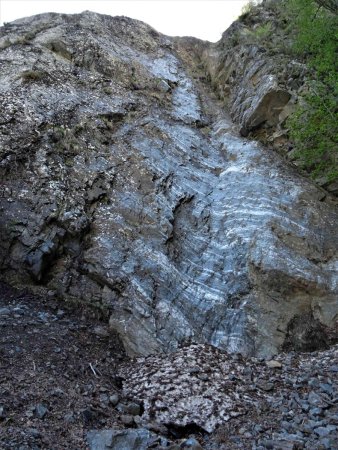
<box><xmin>0</xmin><ymin>11</ymin><xmax>337</xmax><ymax>358</ymax></box>
<box><xmin>87</xmin><ymin>428</ymin><xmax>169</xmax><ymax>450</ymax></box>
<box><xmin>121</xmin><ymin>344</ymin><xmax>260</xmax><ymax>432</ymax></box>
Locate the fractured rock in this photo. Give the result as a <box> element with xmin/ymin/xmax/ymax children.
<box><xmin>0</xmin><ymin>11</ymin><xmax>337</xmax><ymax>359</ymax></box>
<box><xmin>87</xmin><ymin>428</ymin><xmax>168</xmax><ymax>450</ymax></box>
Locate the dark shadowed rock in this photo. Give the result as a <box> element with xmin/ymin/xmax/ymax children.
<box><xmin>282</xmin><ymin>313</ymin><xmax>330</xmax><ymax>352</ymax></box>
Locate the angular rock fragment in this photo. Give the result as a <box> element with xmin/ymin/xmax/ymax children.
<box><xmin>87</xmin><ymin>428</ymin><xmax>168</xmax><ymax>450</ymax></box>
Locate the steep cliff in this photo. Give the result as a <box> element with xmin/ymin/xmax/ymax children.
<box><xmin>0</xmin><ymin>10</ymin><xmax>337</xmax><ymax>359</ymax></box>
<box><xmin>196</xmin><ymin>0</ymin><xmax>337</xmax><ymax>195</ymax></box>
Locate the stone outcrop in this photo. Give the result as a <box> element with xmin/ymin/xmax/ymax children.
<box><xmin>0</xmin><ymin>11</ymin><xmax>337</xmax><ymax>358</ymax></box>
<box><xmin>198</xmin><ymin>4</ymin><xmax>302</xmax><ymax>135</ymax></box>
<box><xmin>201</xmin><ymin>31</ymin><xmax>296</xmax><ymax>138</ymax></box>
<box><xmin>191</xmin><ymin>0</ymin><xmax>337</xmax><ymax>195</ymax></box>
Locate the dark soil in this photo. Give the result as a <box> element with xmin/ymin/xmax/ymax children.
<box><xmin>0</xmin><ymin>281</ymin><xmax>127</xmax><ymax>449</ymax></box>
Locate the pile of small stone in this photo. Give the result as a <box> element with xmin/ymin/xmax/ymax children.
<box><xmin>119</xmin><ymin>343</ymin><xmax>338</xmax><ymax>449</ymax></box>
<box><xmin>120</xmin><ymin>344</ymin><xmax>267</xmax><ymax>432</ymax></box>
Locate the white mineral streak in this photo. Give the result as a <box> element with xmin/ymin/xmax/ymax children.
<box><xmin>0</xmin><ymin>12</ymin><xmax>337</xmax><ymax>360</ymax></box>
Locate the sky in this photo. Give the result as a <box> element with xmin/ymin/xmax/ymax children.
<box><xmin>0</xmin><ymin>0</ymin><xmax>250</xmax><ymax>42</ymax></box>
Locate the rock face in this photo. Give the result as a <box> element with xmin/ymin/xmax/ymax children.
<box><xmin>0</xmin><ymin>11</ymin><xmax>337</xmax><ymax>358</ymax></box>
<box><xmin>202</xmin><ymin>30</ymin><xmax>295</xmax><ymax>138</ymax></box>
<box><xmin>196</xmin><ymin>0</ymin><xmax>338</xmax><ymax>195</ymax></box>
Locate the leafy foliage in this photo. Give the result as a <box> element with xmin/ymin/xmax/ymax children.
<box><xmin>248</xmin><ymin>22</ymin><xmax>273</xmax><ymax>42</ymax></box>
<box><xmin>239</xmin><ymin>0</ymin><xmax>261</xmax><ymax>21</ymax></box>
<box><xmin>288</xmin><ymin>83</ymin><xmax>338</xmax><ymax>181</ymax></box>
<box><xmin>284</xmin><ymin>0</ymin><xmax>338</xmax><ymax>182</ymax></box>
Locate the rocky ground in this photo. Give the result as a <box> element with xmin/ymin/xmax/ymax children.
<box><xmin>1</xmin><ymin>281</ymin><xmax>337</xmax><ymax>449</ymax></box>
<box><xmin>0</xmin><ymin>281</ymin><xmax>127</xmax><ymax>449</ymax></box>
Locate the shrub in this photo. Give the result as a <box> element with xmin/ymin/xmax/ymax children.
<box><xmin>239</xmin><ymin>0</ymin><xmax>261</xmax><ymax>21</ymax></box>
<box><xmin>284</xmin><ymin>0</ymin><xmax>338</xmax><ymax>182</ymax></box>
<box><xmin>288</xmin><ymin>81</ymin><xmax>338</xmax><ymax>181</ymax></box>
<box><xmin>248</xmin><ymin>22</ymin><xmax>273</xmax><ymax>42</ymax></box>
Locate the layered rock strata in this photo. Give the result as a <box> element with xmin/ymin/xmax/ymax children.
<box><xmin>0</xmin><ymin>12</ymin><xmax>337</xmax><ymax>357</ymax></box>
<box><xmin>186</xmin><ymin>0</ymin><xmax>337</xmax><ymax>195</ymax></box>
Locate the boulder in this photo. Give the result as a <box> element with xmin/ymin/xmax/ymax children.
<box><xmin>87</xmin><ymin>428</ymin><xmax>168</xmax><ymax>450</ymax></box>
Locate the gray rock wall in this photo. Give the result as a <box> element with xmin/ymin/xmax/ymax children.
<box><xmin>198</xmin><ymin>14</ymin><xmax>304</xmax><ymax>138</ymax></box>
<box><xmin>0</xmin><ymin>12</ymin><xmax>337</xmax><ymax>357</ymax></box>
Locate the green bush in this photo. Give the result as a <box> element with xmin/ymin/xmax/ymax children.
<box><xmin>288</xmin><ymin>82</ymin><xmax>338</xmax><ymax>181</ymax></box>
<box><xmin>284</xmin><ymin>0</ymin><xmax>338</xmax><ymax>182</ymax></box>
<box><xmin>239</xmin><ymin>0</ymin><xmax>260</xmax><ymax>21</ymax></box>
<box><xmin>248</xmin><ymin>22</ymin><xmax>273</xmax><ymax>41</ymax></box>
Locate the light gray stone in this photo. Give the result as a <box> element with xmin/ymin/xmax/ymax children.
<box><xmin>87</xmin><ymin>428</ymin><xmax>167</xmax><ymax>450</ymax></box>
<box><xmin>109</xmin><ymin>394</ymin><xmax>120</xmax><ymax>406</ymax></box>
<box><xmin>35</xmin><ymin>404</ymin><xmax>48</xmax><ymax>419</ymax></box>
<box><xmin>266</xmin><ymin>360</ymin><xmax>283</xmax><ymax>369</ymax></box>
<box><xmin>314</xmin><ymin>426</ymin><xmax>337</xmax><ymax>437</ymax></box>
